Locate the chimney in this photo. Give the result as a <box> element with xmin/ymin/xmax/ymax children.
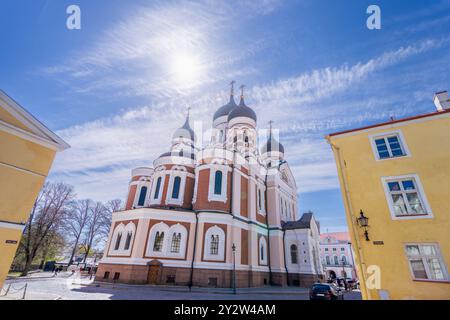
<box><xmin>434</xmin><ymin>91</ymin><xmax>450</xmax><ymax>111</ymax></box>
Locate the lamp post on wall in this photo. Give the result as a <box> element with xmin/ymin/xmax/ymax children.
<box><xmin>232</xmin><ymin>243</ymin><xmax>237</xmax><ymax>295</ymax></box>
<box><xmin>356</xmin><ymin>209</ymin><xmax>370</xmax><ymax>241</ymax></box>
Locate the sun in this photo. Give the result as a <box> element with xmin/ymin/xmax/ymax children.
<box><xmin>169</xmin><ymin>53</ymin><xmax>202</xmax><ymax>87</ymax></box>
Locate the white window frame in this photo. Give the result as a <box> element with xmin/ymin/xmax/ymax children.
<box><xmin>259</xmin><ymin>236</ymin><xmax>268</xmax><ymax>265</ymax></box>
<box><xmin>381</xmin><ymin>174</ymin><xmax>433</xmax><ymax>220</ymax></box>
<box><xmin>203</xmin><ymin>225</ymin><xmax>226</xmax><ymax>261</ymax></box>
<box><xmin>133</xmin><ymin>184</ymin><xmax>149</xmax><ymax>208</ymax></box>
<box><xmin>404</xmin><ymin>243</ymin><xmax>449</xmax><ymax>281</ymax></box>
<box><xmin>150</xmin><ymin>174</ymin><xmax>166</xmax><ymax>205</ymax></box>
<box><xmin>208</xmin><ymin>167</ymin><xmax>228</xmax><ymax>203</ymax></box>
<box><xmin>146</xmin><ymin>222</ymin><xmax>170</xmax><ymax>257</ymax></box>
<box><xmin>369</xmin><ymin>130</ymin><xmax>411</xmax><ymax>161</ymax></box>
<box><xmin>257</xmin><ymin>185</ymin><xmax>266</xmax><ymax>215</ymax></box>
<box><xmin>166</xmin><ymin>223</ymin><xmax>188</xmax><ymax>259</ymax></box>
<box><xmin>165</xmin><ymin>173</ymin><xmax>187</xmax><ymax>206</ymax></box>
<box><xmin>109</xmin><ymin>222</ymin><xmax>136</xmax><ymax>256</ymax></box>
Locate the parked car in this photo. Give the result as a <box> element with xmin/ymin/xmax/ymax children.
<box><xmin>309</xmin><ymin>283</ymin><xmax>344</xmax><ymax>300</ymax></box>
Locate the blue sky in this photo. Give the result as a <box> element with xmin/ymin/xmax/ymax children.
<box><xmin>1</xmin><ymin>0</ymin><xmax>450</xmax><ymax>232</ymax></box>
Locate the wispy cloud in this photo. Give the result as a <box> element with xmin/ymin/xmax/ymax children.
<box><xmin>50</xmin><ymin>37</ymin><xmax>446</xmax><ymax>201</ymax></box>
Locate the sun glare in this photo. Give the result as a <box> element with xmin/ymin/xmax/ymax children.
<box><xmin>170</xmin><ymin>53</ymin><xmax>203</xmax><ymax>87</ymax></box>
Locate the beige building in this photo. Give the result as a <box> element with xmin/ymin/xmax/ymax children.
<box><xmin>0</xmin><ymin>90</ymin><xmax>69</xmax><ymax>287</ymax></box>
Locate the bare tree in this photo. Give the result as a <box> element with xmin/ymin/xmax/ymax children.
<box><xmin>20</xmin><ymin>182</ymin><xmax>75</xmax><ymax>276</ymax></box>
<box><xmin>65</xmin><ymin>199</ymin><xmax>92</xmax><ymax>266</ymax></box>
<box><xmin>81</xmin><ymin>201</ymin><xmax>108</xmax><ymax>263</ymax></box>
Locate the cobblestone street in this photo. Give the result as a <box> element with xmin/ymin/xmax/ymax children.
<box><xmin>1</xmin><ymin>272</ymin><xmax>362</xmax><ymax>300</ymax></box>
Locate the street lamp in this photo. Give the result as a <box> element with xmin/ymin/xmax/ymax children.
<box><xmin>356</xmin><ymin>209</ymin><xmax>370</xmax><ymax>241</ymax></box>
<box><xmin>232</xmin><ymin>243</ymin><xmax>237</xmax><ymax>295</ymax></box>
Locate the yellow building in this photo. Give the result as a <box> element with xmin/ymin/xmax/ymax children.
<box><xmin>326</xmin><ymin>91</ymin><xmax>450</xmax><ymax>300</ymax></box>
<box><xmin>0</xmin><ymin>90</ymin><xmax>69</xmax><ymax>288</ymax></box>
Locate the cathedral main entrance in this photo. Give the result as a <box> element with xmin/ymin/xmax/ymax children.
<box><xmin>147</xmin><ymin>260</ymin><xmax>162</xmax><ymax>284</ymax></box>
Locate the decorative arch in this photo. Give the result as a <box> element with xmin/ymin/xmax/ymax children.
<box><xmin>203</xmin><ymin>225</ymin><xmax>226</xmax><ymax>261</ymax></box>
<box><xmin>259</xmin><ymin>236</ymin><xmax>268</xmax><ymax>265</ymax></box>
<box><xmin>146</xmin><ymin>222</ymin><xmax>170</xmax><ymax>257</ymax></box>
<box><xmin>109</xmin><ymin>222</ymin><xmax>136</xmax><ymax>255</ymax></box>
<box><xmin>167</xmin><ymin>223</ymin><xmax>188</xmax><ymax>258</ymax></box>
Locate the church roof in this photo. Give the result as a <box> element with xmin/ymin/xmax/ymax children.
<box><xmin>261</xmin><ymin>125</ymin><xmax>284</xmax><ymax>154</ymax></box>
<box><xmin>172</xmin><ymin>112</ymin><xmax>195</xmax><ymax>141</ymax></box>
<box><xmin>227</xmin><ymin>96</ymin><xmax>257</xmax><ymax>122</ymax></box>
<box><xmin>213</xmin><ymin>94</ymin><xmax>237</xmax><ymax>120</ymax></box>
<box><xmin>283</xmin><ymin>212</ymin><xmax>316</xmax><ymax>230</ymax></box>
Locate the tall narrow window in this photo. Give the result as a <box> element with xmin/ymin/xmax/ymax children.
<box><xmin>170</xmin><ymin>233</ymin><xmax>181</xmax><ymax>253</ymax></box>
<box><xmin>114</xmin><ymin>232</ymin><xmax>122</xmax><ymax>250</ymax></box>
<box><xmin>124</xmin><ymin>231</ymin><xmax>132</xmax><ymax>250</ymax></box>
<box><xmin>214</xmin><ymin>171</ymin><xmax>222</xmax><ymax>195</ymax></box>
<box><xmin>172</xmin><ymin>176</ymin><xmax>181</xmax><ymax>199</ymax></box>
<box><xmin>334</xmin><ymin>256</ymin><xmax>339</xmax><ymax>265</ymax></box>
<box><xmin>258</xmin><ymin>189</ymin><xmax>262</xmax><ymax>211</ymax></box>
<box><xmin>154</xmin><ymin>177</ymin><xmax>162</xmax><ymax>199</ymax></box>
<box><xmin>341</xmin><ymin>255</ymin><xmax>347</xmax><ymax>265</ymax></box>
<box><xmin>326</xmin><ymin>256</ymin><xmax>330</xmax><ymax>265</ymax></box>
<box><xmin>210</xmin><ymin>235</ymin><xmax>219</xmax><ymax>255</ymax></box>
<box><xmin>260</xmin><ymin>244</ymin><xmax>264</xmax><ymax>261</ymax></box>
<box><xmin>153</xmin><ymin>231</ymin><xmax>164</xmax><ymax>252</ymax></box>
<box><xmin>138</xmin><ymin>186</ymin><xmax>147</xmax><ymax>206</ymax></box>
<box><xmin>290</xmin><ymin>244</ymin><xmax>298</xmax><ymax>264</ymax></box>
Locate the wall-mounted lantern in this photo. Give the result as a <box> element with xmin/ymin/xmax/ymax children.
<box><xmin>356</xmin><ymin>209</ymin><xmax>370</xmax><ymax>241</ymax></box>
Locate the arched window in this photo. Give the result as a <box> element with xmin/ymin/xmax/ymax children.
<box><xmin>244</xmin><ymin>135</ymin><xmax>249</xmax><ymax>143</ymax></box>
<box><xmin>153</xmin><ymin>231</ymin><xmax>165</xmax><ymax>252</ymax></box>
<box><xmin>258</xmin><ymin>189</ymin><xmax>262</xmax><ymax>210</ymax></box>
<box><xmin>326</xmin><ymin>256</ymin><xmax>330</xmax><ymax>265</ymax></box>
<box><xmin>138</xmin><ymin>186</ymin><xmax>147</xmax><ymax>206</ymax></box>
<box><xmin>210</xmin><ymin>235</ymin><xmax>219</xmax><ymax>255</ymax></box>
<box><xmin>204</xmin><ymin>226</ymin><xmax>225</xmax><ymax>261</ymax></box>
<box><xmin>170</xmin><ymin>232</ymin><xmax>181</xmax><ymax>253</ymax></box>
<box><xmin>114</xmin><ymin>232</ymin><xmax>122</xmax><ymax>250</ymax></box>
<box><xmin>341</xmin><ymin>255</ymin><xmax>347</xmax><ymax>265</ymax></box>
<box><xmin>214</xmin><ymin>171</ymin><xmax>222</xmax><ymax>195</ymax></box>
<box><xmin>154</xmin><ymin>177</ymin><xmax>162</xmax><ymax>199</ymax></box>
<box><xmin>124</xmin><ymin>231</ymin><xmax>132</xmax><ymax>250</ymax></box>
<box><xmin>290</xmin><ymin>244</ymin><xmax>298</xmax><ymax>264</ymax></box>
<box><xmin>334</xmin><ymin>255</ymin><xmax>339</xmax><ymax>265</ymax></box>
<box><xmin>259</xmin><ymin>237</ymin><xmax>268</xmax><ymax>265</ymax></box>
<box><xmin>172</xmin><ymin>176</ymin><xmax>181</xmax><ymax>199</ymax></box>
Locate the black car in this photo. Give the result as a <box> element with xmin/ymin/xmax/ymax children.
<box><xmin>309</xmin><ymin>283</ymin><xmax>344</xmax><ymax>300</ymax></box>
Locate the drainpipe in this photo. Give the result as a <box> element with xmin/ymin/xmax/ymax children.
<box><xmin>325</xmin><ymin>137</ymin><xmax>371</xmax><ymax>300</ymax></box>
<box><xmin>282</xmin><ymin>228</ymin><xmax>289</xmax><ymax>285</ymax></box>
<box><xmin>188</xmin><ymin>211</ymin><xmax>199</xmax><ymax>291</ymax></box>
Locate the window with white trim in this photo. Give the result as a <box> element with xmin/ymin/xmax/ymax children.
<box><xmin>383</xmin><ymin>176</ymin><xmax>430</xmax><ymax>217</ymax></box>
<box><xmin>290</xmin><ymin>244</ymin><xmax>298</xmax><ymax>264</ymax></box>
<box><xmin>137</xmin><ymin>186</ymin><xmax>147</xmax><ymax>206</ymax></box>
<box><xmin>153</xmin><ymin>177</ymin><xmax>162</xmax><ymax>199</ymax></box>
<box><xmin>405</xmin><ymin>244</ymin><xmax>448</xmax><ymax>281</ymax></box>
<box><xmin>208</xmin><ymin>166</ymin><xmax>228</xmax><ymax>202</ymax></box>
<box><xmin>203</xmin><ymin>226</ymin><xmax>225</xmax><ymax>261</ymax></box>
<box><xmin>371</xmin><ymin>132</ymin><xmax>407</xmax><ymax>160</ymax></box>
<box><xmin>259</xmin><ymin>236</ymin><xmax>268</xmax><ymax>265</ymax></box>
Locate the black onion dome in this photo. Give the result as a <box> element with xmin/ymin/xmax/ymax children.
<box><xmin>213</xmin><ymin>95</ymin><xmax>237</xmax><ymax>120</ymax></box>
<box><xmin>227</xmin><ymin>97</ymin><xmax>257</xmax><ymax>122</ymax></box>
<box><xmin>172</xmin><ymin>115</ymin><xmax>195</xmax><ymax>141</ymax></box>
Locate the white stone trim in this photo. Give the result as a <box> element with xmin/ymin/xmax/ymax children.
<box><xmin>109</xmin><ymin>222</ymin><xmax>136</xmax><ymax>256</ymax></box>
<box><xmin>165</xmin><ymin>172</ymin><xmax>187</xmax><ymax>206</ymax></box>
<box><xmin>208</xmin><ymin>165</ymin><xmax>229</xmax><ymax>203</ymax></box>
<box><xmin>149</xmin><ymin>173</ymin><xmax>166</xmax><ymax>205</ymax></box>
<box><xmin>203</xmin><ymin>225</ymin><xmax>226</xmax><ymax>261</ymax></box>
<box><xmin>0</xmin><ymin>221</ymin><xmax>26</xmax><ymax>231</ymax></box>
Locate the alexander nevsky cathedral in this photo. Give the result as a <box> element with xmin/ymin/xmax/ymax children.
<box><xmin>97</xmin><ymin>83</ymin><xmax>324</xmax><ymax>287</ymax></box>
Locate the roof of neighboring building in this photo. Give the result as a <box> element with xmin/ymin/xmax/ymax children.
<box><xmin>327</xmin><ymin>108</ymin><xmax>450</xmax><ymax>138</ymax></box>
<box><xmin>283</xmin><ymin>212</ymin><xmax>316</xmax><ymax>230</ymax></box>
<box><xmin>320</xmin><ymin>232</ymin><xmax>350</xmax><ymax>242</ymax></box>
